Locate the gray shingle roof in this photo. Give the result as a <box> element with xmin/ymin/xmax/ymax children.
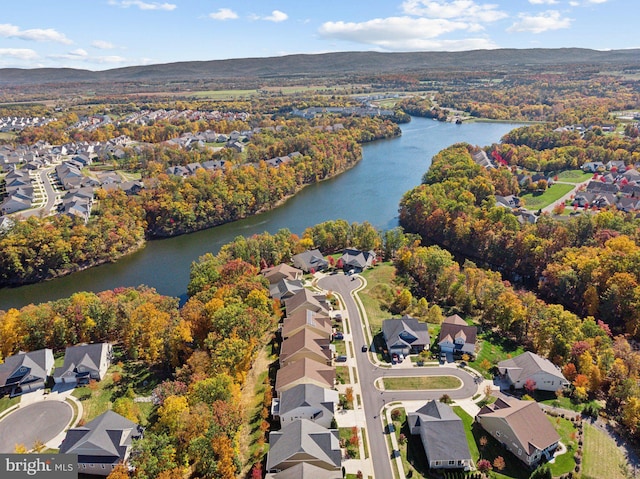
<box><xmin>266</xmin><ymin>419</ymin><xmax>341</xmax><ymax>472</ymax></box>
<box><xmin>265</xmin><ymin>462</ymin><xmax>342</xmax><ymax>479</ymax></box>
<box><xmin>382</xmin><ymin>316</ymin><xmax>430</xmax><ymax>350</ymax></box>
<box><xmin>497</xmin><ymin>351</ymin><xmax>567</xmax><ymax>385</ymax></box>
<box><xmin>278</xmin><ymin>384</ymin><xmax>338</xmax><ymax>418</ymax></box>
<box><xmin>408</xmin><ymin>401</ymin><xmax>472</xmax><ymax>464</ymax></box>
<box><xmin>60</xmin><ymin>411</ymin><xmax>142</xmax><ymax>463</ymax></box>
<box><xmin>53</xmin><ymin>343</ymin><xmax>111</xmax><ymax>381</ymax></box>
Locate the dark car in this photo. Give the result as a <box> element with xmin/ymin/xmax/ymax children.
<box><xmin>336</xmin><ymin>355</ymin><xmax>348</xmax><ymax>362</ymax></box>
<box><xmin>361</xmin><ymin>345</ymin><xmax>368</xmax><ymax>352</ymax></box>
<box><xmin>333</xmin><ymin>332</ymin><xmax>344</xmax><ymax>340</ymax></box>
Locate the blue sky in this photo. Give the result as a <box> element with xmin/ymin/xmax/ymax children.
<box><xmin>0</xmin><ymin>0</ymin><xmax>635</xmax><ymax>71</ymax></box>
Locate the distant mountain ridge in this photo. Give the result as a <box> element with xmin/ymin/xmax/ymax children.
<box><xmin>1</xmin><ymin>48</ymin><xmax>639</xmax><ymax>85</ymax></box>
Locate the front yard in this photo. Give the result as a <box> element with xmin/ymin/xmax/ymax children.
<box><xmin>71</xmin><ymin>356</ymin><xmax>164</xmax><ymax>425</ymax></box>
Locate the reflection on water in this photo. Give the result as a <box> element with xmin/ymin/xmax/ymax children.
<box><xmin>0</xmin><ymin>118</ymin><xmax>522</xmax><ymax>310</ymax></box>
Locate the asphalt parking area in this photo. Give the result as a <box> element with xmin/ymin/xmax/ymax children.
<box><xmin>0</xmin><ymin>400</ymin><xmax>73</xmax><ymax>453</ymax></box>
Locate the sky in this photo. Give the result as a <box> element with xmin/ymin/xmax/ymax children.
<box><xmin>0</xmin><ymin>0</ymin><xmax>636</xmax><ymax>71</ymax></box>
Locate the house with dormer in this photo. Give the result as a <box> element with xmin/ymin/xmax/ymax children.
<box><xmin>0</xmin><ymin>349</ymin><xmax>54</xmax><ymax>396</ymax></box>
<box><xmin>292</xmin><ymin>249</ymin><xmax>328</xmax><ymax>273</ymax></box>
<box><xmin>382</xmin><ymin>315</ymin><xmax>430</xmax><ymax>357</ymax></box>
<box><xmin>438</xmin><ymin>315</ymin><xmax>477</xmax><ymax>359</ymax></box>
<box><xmin>271</xmin><ymin>383</ymin><xmax>339</xmax><ymax>429</ymax></box>
<box><xmin>53</xmin><ymin>343</ymin><xmax>112</xmax><ymax>385</ymax></box>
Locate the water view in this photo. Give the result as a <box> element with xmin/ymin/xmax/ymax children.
<box><xmin>0</xmin><ymin>117</ymin><xmax>522</xmax><ymax>310</ymax></box>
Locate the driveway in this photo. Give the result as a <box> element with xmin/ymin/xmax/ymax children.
<box><xmin>317</xmin><ymin>273</ymin><xmax>477</xmax><ymax>479</ymax></box>
<box><xmin>0</xmin><ymin>400</ymin><xmax>73</xmax><ymax>453</ymax></box>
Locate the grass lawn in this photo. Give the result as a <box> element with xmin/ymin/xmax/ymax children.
<box><xmin>382</xmin><ymin>376</ymin><xmax>461</xmax><ymax>390</ymax></box>
<box><xmin>582</xmin><ymin>423</ymin><xmax>627</xmax><ymax>479</ymax></box>
<box><xmin>339</xmin><ymin>427</ymin><xmax>361</xmax><ymax>459</ymax></box>
<box><xmin>547</xmin><ymin>415</ymin><xmax>577</xmax><ymax>477</ymax></box>
<box><xmin>473</xmin><ymin>329</ymin><xmax>524</xmax><ymax>378</ymax></box>
<box><xmin>535</xmin><ymin>390</ymin><xmax>602</xmax><ymax>414</ymax></box>
<box><xmin>333</xmin><ymin>340</ymin><xmax>347</xmax><ymax>356</ymax></box>
<box><xmin>555</xmin><ymin>170</ymin><xmax>593</xmax><ymax>183</ymax></box>
<box><xmin>520</xmin><ymin>183</ymin><xmax>574</xmax><ymax>210</ymax></box>
<box><xmin>470</xmin><ymin>421</ymin><xmax>529</xmax><ymax>479</ymax></box>
<box><xmin>360</xmin><ymin>263</ymin><xmax>396</xmax><ymax>335</ymax></box>
<box><xmin>452</xmin><ymin>406</ymin><xmax>480</xmax><ymax>462</ymax></box>
<box><xmin>71</xmin><ymin>357</ymin><xmax>164</xmax><ymax>425</ymax></box>
<box><xmin>0</xmin><ymin>396</ymin><xmax>19</xmax><ymax>415</ymax></box>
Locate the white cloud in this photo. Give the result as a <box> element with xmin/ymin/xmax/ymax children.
<box><xmin>0</xmin><ymin>48</ymin><xmax>38</xmax><ymax>60</ymax></box>
<box><xmin>528</xmin><ymin>0</ymin><xmax>558</xmax><ymax>4</ymax></box>
<box><xmin>209</xmin><ymin>8</ymin><xmax>238</xmax><ymax>21</ymax></box>
<box><xmin>507</xmin><ymin>10</ymin><xmax>572</xmax><ymax>33</ymax></box>
<box><xmin>69</xmin><ymin>48</ymin><xmax>88</xmax><ymax>57</ymax></box>
<box><xmin>108</xmin><ymin>1</ymin><xmax>176</xmax><ymax>11</ymax></box>
<box><xmin>263</xmin><ymin>10</ymin><xmax>289</xmax><ymax>22</ymax></box>
<box><xmin>568</xmin><ymin>0</ymin><xmax>608</xmax><ymax>5</ymax></box>
<box><xmin>569</xmin><ymin>1</ymin><xmax>579</xmax><ymax>5</ymax></box>
<box><xmin>0</xmin><ymin>23</ymin><xmax>72</xmax><ymax>44</ymax></box>
<box><xmin>319</xmin><ymin>16</ymin><xmax>498</xmax><ymax>51</ymax></box>
<box><xmin>92</xmin><ymin>40</ymin><xmax>115</xmax><ymax>50</ymax></box>
<box><xmin>401</xmin><ymin>0</ymin><xmax>508</xmax><ymax>23</ymax></box>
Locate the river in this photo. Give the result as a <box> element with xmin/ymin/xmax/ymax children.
<box><xmin>0</xmin><ymin>117</ymin><xmax>522</xmax><ymax>310</ymax></box>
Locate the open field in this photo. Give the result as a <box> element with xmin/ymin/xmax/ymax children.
<box><xmin>520</xmin><ymin>183</ymin><xmax>575</xmax><ymax>210</ymax></box>
<box><xmin>582</xmin><ymin>423</ymin><xmax>627</xmax><ymax>479</ymax></box>
<box><xmin>360</xmin><ymin>263</ymin><xmax>396</xmax><ymax>334</ymax></box>
<box><xmin>555</xmin><ymin>169</ymin><xmax>593</xmax><ymax>183</ymax></box>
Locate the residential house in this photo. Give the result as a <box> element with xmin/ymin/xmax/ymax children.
<box><xmin>266</xmin><ymin>419</ymin><xmax>341</xmax><ymax>473</ymax></box>
<box><xmin>279</xmin><ymin>329</ymin><xmax>332</xmax><ymax>367</ymax></box>
<box><xmin>606</xmin><ymin>160</ymin><xmax>626</xmax><ymax>172</ymax></box>
<box><xmin>495</xmin><ymin>195</ymin><xmax>520</xmax><ymax>209</ymax></box>
<box><xmin>271</xmin><ymin>383</ymin><xmax>339</xmax><ymax>428</ymax></box>
<box><xmin>270</xmin><ymin>278</ymin><xmax>305</xmax><ymax>301</ymax></box>
<box><xmin>291</xmin><ymin>249</ymin><xmax>328</xmax><ymax>273</ymax></box>
<box><xmin>265</xmin><ymin>462</ymin><xmax>342</xmax><ymax>479</ymax></box>
<box><xmin>472</xmin><ymin>150</ymin><xmax>494</xmax><ymax>169</ymax></box>
<box><xmin>476</xmin><ymin>395</ymin><xmax>560</xmax><ymax>466</ymax></box>
<box><xmin>283</xmin><ymin>289</ymin><xmax>330</xmax><ymax>316</ymax></box>
<box><xmin>408</xmin><ymin>400</ymin><xmax>472</xmax><ymax>470</ymax></box>
<box><xmin>59</xmin><ymin>410</ymin><xmax>144</xmax><ymax>476</ymax></box>
<box><xmin>382</xmin><ymin>315</ymin><xmax>430</xmax><ymax>357</ymax></box>
<box><xmin>261</xmin><ymin>263</ymin><xmax>303</xmax><ymax>284</ymax></box>
<box><xmin>438</xmin><ymin>315</ymin><xmax>477</xmax><ymax>359</ymax></box>
<box><xmin>275</xmin><ymin>357</ymin><xmax>335</xmax><ymax>396</ymax></box>
<box><xmin>281</xmin><ymin>309</ymin><xmax>332</xmax><ymax>340</ymax></box>
<box><xmin>53</xmin><ymin>343</ymin><xmax>113</xmax><ymax>385</ymax></box>
<box><xmin>0</xmin><ymin>349</ymin><xmax>54</xmax><ymax>396</ymax></box>
<box><xmin>585</xmin><ymin>181</ymin><xmax>619</xmax><ymax>195</ymax></box>
<box><xmin>339</xmin><ymin>248</ymin><xmax>376</xmax><ymax>272</ymax></box>
<box><xmin>497</xmin><ymin>351</ymin><xmax>569</xmax><ymax>392</ymax></box>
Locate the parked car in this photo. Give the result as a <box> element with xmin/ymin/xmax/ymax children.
<box><xmin>391</xmin><ymin>353</ymin><xmax>399</xmax><ymax>364</ymax></box>
<box><xmin>334</xmin><ymin>313</ymin><xmax>342</xmax><ymax>322</ymax></box>
<box><xmin>333</xmin><ymin>332</ymin><xmax>344</xmax><ymax>340</ymax></box>
<box><xmin>336</xmin><ymin>355</ymin><xmax>348</xmax><ymax>362</ymax></box>
<box><xmin>361</xmin><ymin>345</ymin><xmax>368</xmax><ymax>352</ymax></box>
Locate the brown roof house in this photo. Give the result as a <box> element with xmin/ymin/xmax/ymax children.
<box><xmin>0</xmin><ymin>348</ymin><xmax>54</xmax><ymax>396</ymax></box>
<box><xmin>283</xmin><ymin>289</ymin><xmax>330</xmax><ymax>316</ymax></box>
<box><xmin>438</xmin><ymin>315</ymin><xmax>477</xmax><ymax>359</ymax></box>
<box><xmin>476</xmin><ymin>395</ymin><xmax>560</xmax><ymax>466</ymax></box>
<box><xmin>275</xmin><ymin>357</ymin><xmax>335</xmax><ymax>396</ymax></box>
<box><xmin>408</xmin><ymin>400</ymin><xmax>472</xmax><ymax>470</ymax></box>
<box><xmin>60</xmin><ymin>410</ymin><xmax>143</xmax><ymax>476</ymax></box>
<box><xmin>382</xmin><ymin>315</ymin><xmax>430</xmax><ymax>357</ymax></box>
<box><xmin>281</xmin><ymin>309</ymin><xmax>332</xmax><ymax>340</ymax></box>
<box><xmin>266</xmin><ymin>419</ymin><xmax>341</xmax><ymax>473</ymax></box>
<box><xmin>262</xmin><ymin>263</ymin><xmax>303</xmax><ymax>284</ymax></box>
<box><xmin>497</xmin><ymin>352</ymin><xmax>569</xmax><ymax>392</ymax></box>
<box><xmin>279</xmin><ymin>329</ymin><xmax>333</xmax><ymax>367</ymax></box>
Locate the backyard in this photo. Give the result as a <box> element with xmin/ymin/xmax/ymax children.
<box><xmin>520</xmin><ymin>183</ymin><xmax>575</xmax><ymax>210</ymax></box>
<box><xmin>582</xmin><ymin>423</ymin><xmax>628</xmax><ymax>479</ymax></box>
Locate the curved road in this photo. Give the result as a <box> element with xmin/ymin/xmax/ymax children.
<box><xmin>318</xmin><ymin>274</ymin><xmax>476</xmax><ymax>479</ymax></box>
<box><xmin>0</xmin><ymin>400</ymin><xmax>72</xmax><ymax>453</ymax></box>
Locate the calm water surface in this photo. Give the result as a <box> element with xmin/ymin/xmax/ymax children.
<box><xmin>0</xmin><ymin>118</ymin><xmax>522</xmax><ymax>309</ymax></box>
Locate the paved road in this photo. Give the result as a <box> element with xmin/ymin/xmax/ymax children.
<box><xmin>318</xmin><ymin>274</ymin><xmax>476</xmax><ymax>479</ymax></box>
<box><xmin>17</xmin><ymin>167</ymin><xmax>57</xmax><ymax>219</ymax></box>
<box><xmin>0</xmin><ymin>400</ymin><xmax>72</xmax><ymax>453</ymax></box>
